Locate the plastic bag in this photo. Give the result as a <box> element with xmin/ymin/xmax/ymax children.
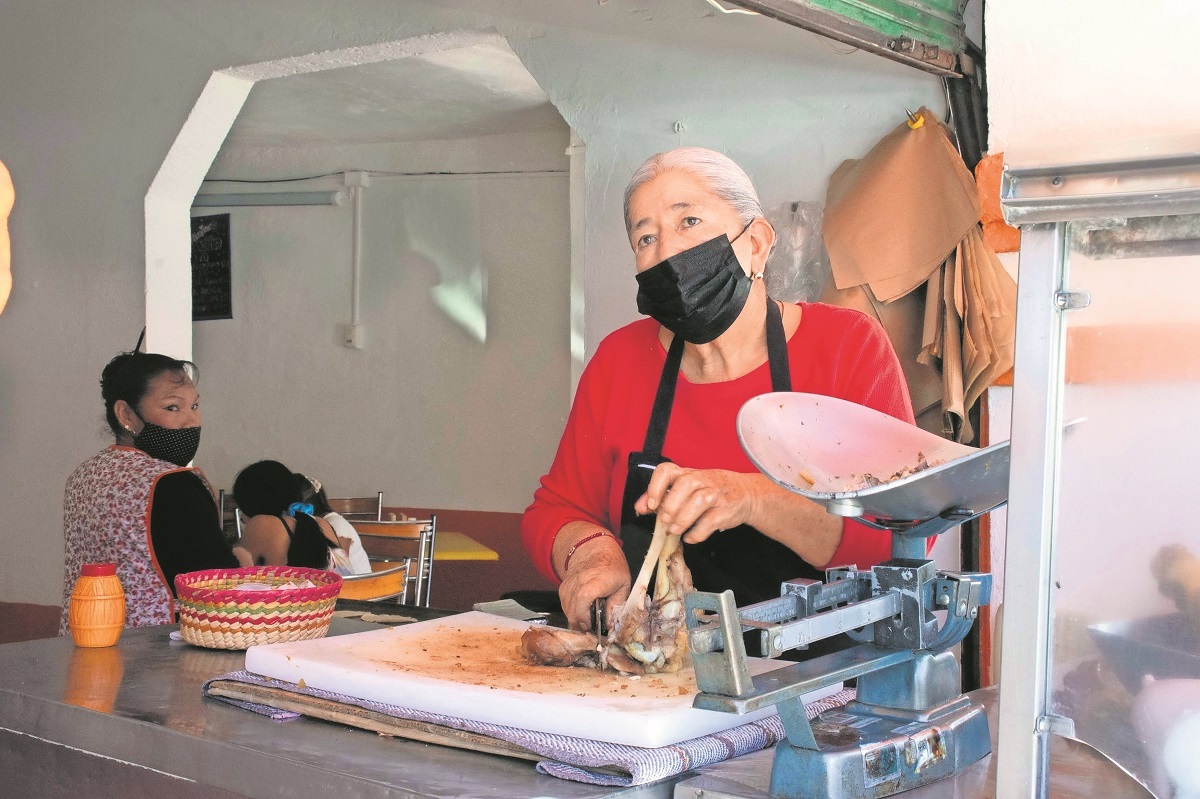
<box><xmin>763</xmin><ymin>200</ymin><xmax>832</xmax><ymax>303</ymax></box>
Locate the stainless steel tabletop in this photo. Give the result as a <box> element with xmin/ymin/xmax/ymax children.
<box><xmin>0</xmin><ymin>616</ymin><xmax>1151</xmax><ymax>799</ymax></box>
<box><xmin>0</xmin><ymin>615</ymin><xmax>667</xmax><ymax>799</ymax></box>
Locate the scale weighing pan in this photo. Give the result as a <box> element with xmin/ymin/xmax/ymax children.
<box><xmin>737</xmin><ymin>392</ymin><xmax>1010</xmax><ymax>523</ymax></box>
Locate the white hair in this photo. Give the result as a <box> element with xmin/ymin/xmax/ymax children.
<box><xmin>623</xmin><ymin>147</ymin><xmax>765</xmax><ymax>234</ymax></box>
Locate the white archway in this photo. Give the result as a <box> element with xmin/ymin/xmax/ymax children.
<box><xmin>142</xmin><ymin>29</ymin><xmax>526</xmax><ymax>358</ymax></box>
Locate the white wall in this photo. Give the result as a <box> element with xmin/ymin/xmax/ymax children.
<box><xmin>0</xmin><ymin>0</ymin><xmax>943</xmax><ymax>605</ymax></box>
<box><xmin>192</xmin><ymin>130</ymin><xmax>572</xmax><ymax>508</ymax></box>
<box><xmin>987</xmin><ymin>0</ymin><xmax>1200</xmax><ymax>157</ymax></box>
<box><xmin>983</xmin><ymin>0</ymin><xmax>1200</xmax><ymax>682</ymax></box>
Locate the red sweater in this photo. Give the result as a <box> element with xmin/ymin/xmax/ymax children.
<box><xmin>522</xmin><ymin>302</ymin><xmax>916</xmax><ymax>585</ymax></box>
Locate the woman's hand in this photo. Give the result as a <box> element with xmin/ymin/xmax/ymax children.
<box><xmin>633</xmin><ymin>463</ymin><xmax>757</xmax><ymax>543</ymax></box>
<box><xmin>633</xmin><ymin>463</ymin><xmax>844</xmax><ymax>565</ymax></box>
<box><xmin>553</xmin><ymin>522</ymin><xmax>631</xmax><ymax>631</ymax></box>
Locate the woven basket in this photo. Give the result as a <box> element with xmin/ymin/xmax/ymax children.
<box><xmin>174</xmin><ymin>566</ymin><xmax>342</xmax><ymax>650</ymax></box>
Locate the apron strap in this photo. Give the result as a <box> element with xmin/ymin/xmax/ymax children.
<box><xmin>765</xmin><ymin>296</ymin><xmax>792</xmax><ymax>393</ymax></box>
<box><xmin>642</xmin><ymin>294</ymin><xmax>790</xmax><ymax>456</ymax></box>
<box><xmin>642</xmin><ymin>333</ymin><xmax>685</xmax><ymax>455</ymax></box>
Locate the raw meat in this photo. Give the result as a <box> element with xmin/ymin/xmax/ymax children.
<box><xmin>520</xmin><ymin>516</ymin><xmax>696</xmax><ymax>675</ymax></box>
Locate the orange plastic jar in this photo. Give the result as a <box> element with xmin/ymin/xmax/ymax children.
<box><xmin>68</xmin><ymin>563</ymin><xmax>126</xmax><ymax>647</ymax></box>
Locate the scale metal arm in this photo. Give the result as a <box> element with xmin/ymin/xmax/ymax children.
<box><xmin>683</xmin><ymin>561</ymin><xmax>992</xmax><ymax>740</ymax></box>
<box><xmin>687</xmin><ymin>588</ymin><xmax>915</xmax><ymax>751</ymax></box>
<box><xmin>683</xmin><ymin>564</ymin><xmax>993</xmax><ymax>799</ymax></box>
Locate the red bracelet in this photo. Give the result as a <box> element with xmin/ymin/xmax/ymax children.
<box><xmin>561</xmin><ymin>530</ymin><xmax>614</xmax><ymax>576</ymax></box>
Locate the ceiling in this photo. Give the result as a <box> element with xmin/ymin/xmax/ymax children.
<box><xmin>222</xmin><ymin>39</ymin><xmax>566</xmax><ymax>149</ymax></box>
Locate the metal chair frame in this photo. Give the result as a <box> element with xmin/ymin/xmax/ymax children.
<box><xmin>351</xmin><ymin>516</ymin><xmax>437</xmax><ymax>607</ymax></box>
<box><xmin>326</xmin><ymin>492</ymin><xmax>385</xmax><ymax>521</ymax></box>
<box><xmin>216</xmin><ymin>489</ymin><xmax>244</xmax><ymax>542</ymax></box>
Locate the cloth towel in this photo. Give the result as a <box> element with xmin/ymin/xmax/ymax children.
<box><xmin>203</xmin><ymin>669</ymin><xmax>854</xmax><ymax>787</ymax></box>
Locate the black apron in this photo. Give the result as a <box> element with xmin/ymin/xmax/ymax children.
<box><xmin>619</xmin><ymin>297</ymin><xmax>850</xmax><ymax>660</ymax></box>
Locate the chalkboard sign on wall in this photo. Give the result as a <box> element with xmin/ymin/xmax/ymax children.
<box><xmin>191</xmin><ymin>214</ymin><xmax>232</xmax><ymax>321</ymax></box>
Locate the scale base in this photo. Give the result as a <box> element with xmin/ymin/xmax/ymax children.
<box><xmin>674</xmin><ymin>696</ymin><xmax>990</xmax><ymax>799</ymax></box>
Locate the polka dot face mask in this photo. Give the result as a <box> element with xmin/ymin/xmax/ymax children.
<box><xmin>133</xmin><ymin>422</ymin><xmax>201</xmax><ymax>467</ymax></box>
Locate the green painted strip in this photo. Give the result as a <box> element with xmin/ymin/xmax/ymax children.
<box><xmin>804</xmin><ymin>0</ymin><xmax>964</xmax><ymax>51</ymax></box>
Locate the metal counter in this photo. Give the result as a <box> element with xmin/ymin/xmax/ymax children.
<box><xmin>0</xmin><ymin>613</ymin><xmax>1150</xmax><ymax>799</ymax></box>
<box><xmin>676</xmin><ymin>685</ymin><xmax>1151</xmax><ymax>799</ymax></box>
<box><xmin>0</xmin><ymin>613</ymin><xmax>664</xmax><ymax>799</ymax></box>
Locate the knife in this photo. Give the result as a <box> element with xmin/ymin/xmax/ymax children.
<box><xmin>590</xmin><ymin>598</ymin><xmax>608</xmax><ymax>669</ymax></box>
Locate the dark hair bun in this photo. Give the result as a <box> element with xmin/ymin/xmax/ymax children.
<box><xmin>233</xmin><ymin>459</ymin><xmax>301</xmax><ymax>518</ymax></box>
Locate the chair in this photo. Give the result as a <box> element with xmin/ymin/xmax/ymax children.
<box><xmin>216</xmin><ymin>489</ymin><xmax>243</xmax><ymax>544</ymax></box>
<box><xmin>338</xmin><ymin>562</ymin><xmax>411</xmax><ymax>602</ymax></box>
<box><xmin>327</xmin><ymin>492</ymin><xmax>385</xmax><ymax>521</ymax></box>
<box><xmin>351</xmin><ymin>516</ymin><xmax>437</xmax><ymax>607</ymax></box>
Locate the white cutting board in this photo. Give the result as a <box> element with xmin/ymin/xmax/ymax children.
<box><xmin>245</xmin><ymin>611</ymin><xmax>839</xmax><ymax>748</ymax></box>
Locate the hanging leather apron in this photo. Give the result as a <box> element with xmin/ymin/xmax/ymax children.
<box><xmin>618</xmin><ymin>298</ymin><xmax>850</xmax><ymax>659</ymax></box>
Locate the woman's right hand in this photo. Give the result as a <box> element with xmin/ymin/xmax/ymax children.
<box><xmin>554</xmin><ymin>523</ymin><xmax>631</xmax><ymax>631</ymax></box>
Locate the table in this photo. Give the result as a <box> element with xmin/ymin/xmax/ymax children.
<box><xmin>434</xmin><ymin>530</ymin><xmax>498</xmax><ymax>561</ymax></box>
<box><xmin>0</xmin><ymin>615</ymin><xmax>1152</xmax><ymax>799</ymax></box>
<box><xmin>357</xmin><ymin>528</ymin><xmax>497</xmax><ymax>561</ymax></box>
<box><xmin>0</xmin><ymin>612</ymin><xmax>663</xmax><ymax>799</ymax></box>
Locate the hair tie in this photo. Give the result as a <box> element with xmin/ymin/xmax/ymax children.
<box><xmin>286</xmin><ymin>502</ymin><xmax>314</xmax><ymax>518</ymax></box>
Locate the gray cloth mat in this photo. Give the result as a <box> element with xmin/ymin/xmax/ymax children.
<box><xmin>203</xmin><ymin>669</ymin><xmax>854</xmax><ymax>787</ymax></box>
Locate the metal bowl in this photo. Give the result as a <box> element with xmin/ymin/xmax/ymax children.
<box><xmin>736</xmin><ymin>392</ymin><xmax>1010</xmax><ymax>523</ymax></box>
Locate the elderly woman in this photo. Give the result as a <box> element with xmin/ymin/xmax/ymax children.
<box><xmin>521</xmin><ymin>147</ymin><xmax>915</xmax><ymax>635</ymax></box>
<box><xmin>60</xmin><ymin>351</ymin><xmax>239</xmax><ymax>632</ymax></box>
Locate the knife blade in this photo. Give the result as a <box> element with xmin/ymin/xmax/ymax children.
<box><xmin>590</xmin><ymin>598</ymin><xmax>608</xmax><ymax>670</ymax></box>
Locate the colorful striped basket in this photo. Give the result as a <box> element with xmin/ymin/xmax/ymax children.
<box><xmin>174</xmin><ymin>566</ymin><xmax>342</xmax><ymax>650</ymax></box>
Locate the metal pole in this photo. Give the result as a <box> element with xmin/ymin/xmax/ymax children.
<box><xmin>350</xmin><ymin>184</ymin><xmax>362</xmax><ymax>328</ymax></box>
<box><xmin>994</xmin><ymin>223</ymin><xmax>1068</xmax><ymax>798</ymax></box>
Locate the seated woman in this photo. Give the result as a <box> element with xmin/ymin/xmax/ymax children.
<box><xmin>293</xmin><ymin>473</ymin><xmax>372</xmax><ymax>575</ymax></box>
<box><xmin>232</xmin><ymin>459</ymin><xmax>360</xmax><ymax>575</ymax></box>
<box><xmin>60</xmin><ymin>351</ymin><xmax>239</xmax><ymax>632</ymax></box>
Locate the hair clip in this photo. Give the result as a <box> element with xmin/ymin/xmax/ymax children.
<box><xmin>286</xmin><ymin>502</ymin><xmax>315</xmax><ymax>518</ymax></box>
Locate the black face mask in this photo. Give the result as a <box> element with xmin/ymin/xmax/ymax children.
<box><xmin>635</xmin><ymin>223</ymin><xmax>754</xmax><ymax>344</ymax></box>
<box><xmin>133</xmin><ymin>421</ymin><xmax>201</xmax><ymax>467</ymax></box>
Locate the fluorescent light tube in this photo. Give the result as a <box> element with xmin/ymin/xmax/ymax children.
<box><xmin>192</xmin><ymin>190</ymin><xmax>345</xmax><ymax>208</ymax></box>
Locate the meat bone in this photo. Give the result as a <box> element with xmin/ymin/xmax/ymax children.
<box><xmin>521</xmin><ymin>515</ymin><xmax>693</xmax><ymax>675</ymax></box>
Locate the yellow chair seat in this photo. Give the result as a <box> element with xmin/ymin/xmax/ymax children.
<box><xmin>338</xmin><ymin>562</ymin><xmax>410</xmax><ymax>602</ymax></box>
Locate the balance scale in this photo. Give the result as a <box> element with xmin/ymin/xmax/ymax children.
<box><xmin>673</xmin><ymin>393</ymin><xmax>1006</xmax><ymax>799</ymax></box>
